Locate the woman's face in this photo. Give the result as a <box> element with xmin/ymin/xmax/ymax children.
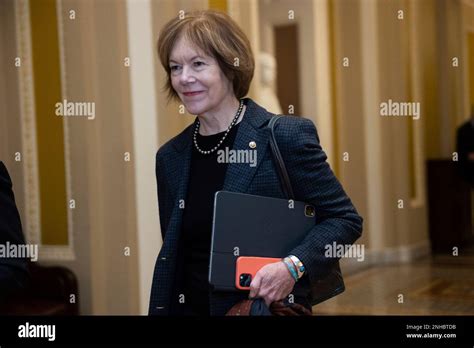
<box><xmin>169</xmin><ymin>36</ymin><xmax>234</xmax><ymax>115</ymax></box>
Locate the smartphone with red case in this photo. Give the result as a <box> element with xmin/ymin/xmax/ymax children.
<box><xmin>235</xmin><ymin>256</ymin><xmax>281</xmax><ymax>290</ymax></box>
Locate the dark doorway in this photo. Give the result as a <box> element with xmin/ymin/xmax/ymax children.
<box><xmin>274</xmin><ymin>24</ymin><xmax>301</xmax><ymax>115</ymax></box>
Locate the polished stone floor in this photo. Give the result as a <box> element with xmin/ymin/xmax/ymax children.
<box><xmin>313</xmin><ymin>247</ymin><xmax>474</xmax><ymax>315</ymax></box>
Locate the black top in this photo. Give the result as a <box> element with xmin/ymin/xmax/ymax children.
<box><xmin>171</xmin><ymin>121</ymin><xmax>241</xmax><ymax>316</ymax></box>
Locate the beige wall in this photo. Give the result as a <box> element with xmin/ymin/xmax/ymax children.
<box><xmin>331</xmin><ymin>0</ymin><xmax>369</xmax><ymax>250</ymax></box>
<box><xmin>2</xmin><ymin>0</ymin><xmax>143</xmax><ymax>314</ymax></box>
<box><xmin>254</xmin><ymin>0</ymin><xmax>471</xmax><ymax>271</ymax></box>
<box><xmin>1</xmin><ymin>0</ymin><xmax>473</xmax><ymax>314</ymax></box>
<box><xmin>51</xmin><ymin>0</ymin><xmax>140</xmax><ymax>314</ymax></box>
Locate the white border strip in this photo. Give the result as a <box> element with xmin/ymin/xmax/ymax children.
<box><xmin>15</xmin><ymin>0</ymin><xmax>41</xmax><ymax>248</ymax></box>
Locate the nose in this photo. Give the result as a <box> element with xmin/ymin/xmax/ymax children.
<box><xmin>179</xmin><ymin>65</ymin><xmax>196</xmax><ymax>85</ymax></box>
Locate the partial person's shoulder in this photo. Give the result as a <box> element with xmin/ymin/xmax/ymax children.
<box><xmin>0</xmin><ymin>162</ymin><xmax>10</xmax><ymax>183</ymax></box>
<box><xmin>0</xmin><ymin>161</ymin><xmax>14</xmax><ymax>194</ymax></box>
<box><xmin>156</xmin><ymin>122</ymin><xmax>194</xmax><ymax>161</ymax></box>
<box><xmin>459</xmin><ymin>120</ymin><xmax>474</xmax><ymax>133</ymax></box>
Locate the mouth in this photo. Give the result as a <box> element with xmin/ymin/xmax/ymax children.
<box><xmin>183</xmin><ymin>91</ymin><xmax>204</xmax><ymax>97</ymax></box>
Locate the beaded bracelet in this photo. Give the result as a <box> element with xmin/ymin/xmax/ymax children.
<box><xmin>288</xmin><ymin>255</ymin><xmax>306</xmax><ymax>279</ymax></box>
<box><xmin>282</xmin><ymin>257</ymin><xmax>298</xmax><ymax>282</ymax></box>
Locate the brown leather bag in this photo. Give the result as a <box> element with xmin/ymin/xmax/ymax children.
<box><xmin>226</xmin><ymin>299</ymin><xmax>312</xmax><ymax>316</ymax></box>
<box><xmin>225</xmin><ymin>299</ymin><xmax>254</xmax><ymax>316</ymax></box>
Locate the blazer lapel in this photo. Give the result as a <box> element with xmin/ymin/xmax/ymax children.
<box><xmin>222</xmin><ymin>98</ymin><xmax>271</xmax><ymax>193</ymax></box>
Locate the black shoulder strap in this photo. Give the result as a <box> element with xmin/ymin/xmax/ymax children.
<box><xmin>267</xmin><ymin>116</ymin><xmax>295</xmax><ymax>200</ymax></box>
<box><xmin>268</xmin><ymin>116</ymin><xmax>346</xmax><ymax>306</ymax></box>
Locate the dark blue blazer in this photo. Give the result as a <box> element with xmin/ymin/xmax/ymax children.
<box><xmin>149</xmin><ymin>98</ymin><xmax>363</xmax><ymax>315</ymax></box>
<box><xmin>0</xmin><ymin>161</ymin><xmax>29</xmax><ymax>303</ymax></box>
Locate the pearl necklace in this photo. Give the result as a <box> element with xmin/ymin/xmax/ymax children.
<box><xmin>193</xmin><ymin>99</ymin><xmax>244</xmax><ymax>155</ymax></box>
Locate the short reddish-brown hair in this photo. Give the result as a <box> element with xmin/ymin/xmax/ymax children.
<box><xmin>157</xmin><ymin>10</ymin><xmax>255</xmax><ymax>103</ymax></box>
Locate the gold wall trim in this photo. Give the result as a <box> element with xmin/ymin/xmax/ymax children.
<box><xmin>469</xmin><ymin>32</ymin><xmax>474</xmax><ymax>106</ymax></box>
<box><xmin>15</xmin><ymin>0</ymin><xmax>74</xmax><ymax>259</ymax></box>
<box><xmin>209</xmin><ymin>0</ymin><xmax>227</xmax><ymax>12</ymax></box>
<box><xmin>29</xmin><ymin>0</ymin><xmax>68</xmax><ymax>246</ymax></box>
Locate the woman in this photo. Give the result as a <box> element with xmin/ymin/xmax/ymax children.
<box><xmin>149</xmin><ymin>10</ymin><xmax>363</xmax><ymax>316</ymax></box>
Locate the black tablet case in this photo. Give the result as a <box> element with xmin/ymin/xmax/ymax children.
<box><xmin>208</xmin><ymin>191</ymin><xmax>316</xmax><ymax>291</ymax></box>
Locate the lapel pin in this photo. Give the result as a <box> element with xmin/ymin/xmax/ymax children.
<box><xmin>249</xmin><ymin>141</ymin><xmax>256</xmax><ymax>149</ymax></box>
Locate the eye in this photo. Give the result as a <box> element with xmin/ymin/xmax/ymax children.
<box><xmin>193</xmin><ymin>61</ymin><xmax>205</xmax><ymax>67</ymax></box>
<box><xmin>170</xmin><ymin>65</ymin><xmax>180</xmax><ymax>72</ymax></box>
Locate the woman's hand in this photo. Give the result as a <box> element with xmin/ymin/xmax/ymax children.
<box><xmin>248</xmin><ymin>261</ymin><xmax>296</xmax><ymax>307</ymax></box>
